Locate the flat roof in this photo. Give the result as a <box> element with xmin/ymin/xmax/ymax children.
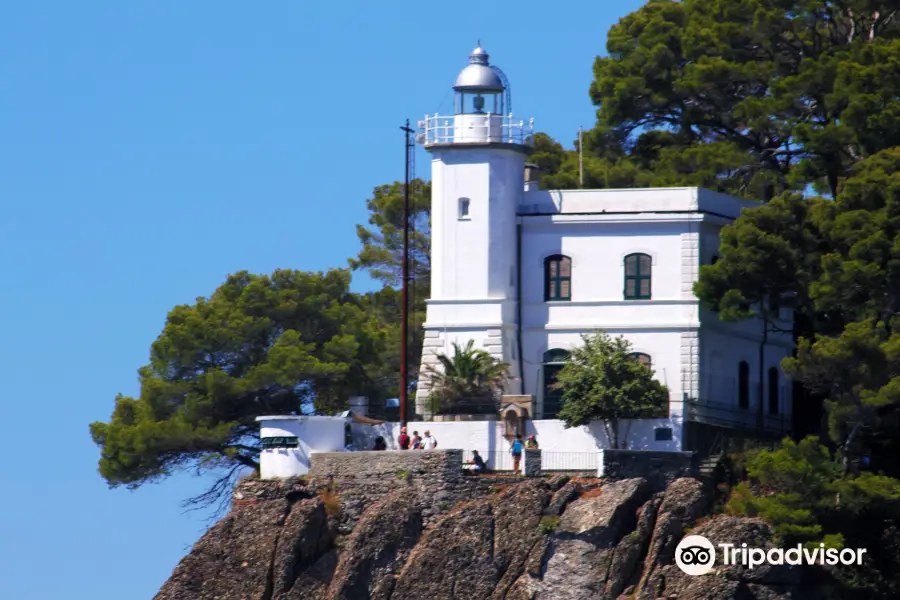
<box><xmin>521</xmin><ymin>187</ymin><xmax>761</xmax><ymax>220</ymax></box>
<box><xmin>255</xmin><ymin>415</ymin><xmax>346</xmax><ymax>422</ymax></box>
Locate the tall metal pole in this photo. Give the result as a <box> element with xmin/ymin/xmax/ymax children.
<box><xmin>579</xmin><ymin>126</ymin><xmax>584</xmax><ymax>188</ymax></box>
<box><xmin>400</xmin><ymin>119</ymin><xmax>413</xmax><ymax>426</ymax></box>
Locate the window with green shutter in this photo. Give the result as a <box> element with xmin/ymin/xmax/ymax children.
<box><xmin>630</xmin><ymin>352</ymin><xmax>652</xmax><ymax>369</ymax></box>
<box><xmin>545</xmin><ymin>255</ymin><xmax>572</xmax><ymax>301</ymax></box>
<box><xmin>624</xmin><ymin>253</ymin><xmax>651</xmax><ymax>299</ymax></box>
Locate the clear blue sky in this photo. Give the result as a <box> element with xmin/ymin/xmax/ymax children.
<box><xmin>0</xmin><ymin>1</ymin><xmax>645</xmax><ymax>597</ymax></box>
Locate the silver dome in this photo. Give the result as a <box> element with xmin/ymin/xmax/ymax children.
<box><xmin>453</xmin><ymin>45</ymin><xmax>505</xmax><ymax>92</ymax></box>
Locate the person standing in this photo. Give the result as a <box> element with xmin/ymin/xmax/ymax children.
<box><xmin>421</xmin><ymin>430</ymin><xmax>438</xmax><ymax>450</ymax></box>
<box><xmin>511</xmin><ymin>434</ymin><xmax>524</xmax><ymax>474</ymax></box>
<box><xmin>410</xmin><ymin>430</ymin><xmax>422</xmax><ymax>449</ymax></box>
<box><xmin>398</xmin><ymin>427</ymin><xmax>410</xmax><ymax>450</ymax></box>
<box><xmin>525</xmin><ymin>434</ymin><xmax>538</xmax><ymax>449</ymax></box>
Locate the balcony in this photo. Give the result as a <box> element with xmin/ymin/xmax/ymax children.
<box><xmin>417</xmin><ymin>113</ymin><xmax>534</xmax><ymax>147</ymax></box>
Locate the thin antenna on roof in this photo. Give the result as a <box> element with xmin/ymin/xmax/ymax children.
<box><xmin>579</xmin><ymin>127</ymin><xmax>584</xmax><ymax>188</ymax></box>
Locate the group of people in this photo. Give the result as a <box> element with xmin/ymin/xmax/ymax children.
<box><xmin>399</xmin><ymin>427</ymin><xmax>438</xmax><ymax>450</ymax></box>
<box><xmin>373</xmin><ymin>428</ymin><xmax>539</xmax><ymax>477</ymax></box>
<box><xmin>372</xmin><ymin>427</ymin><xmax>438</xmax><ymax>451</ymax></box>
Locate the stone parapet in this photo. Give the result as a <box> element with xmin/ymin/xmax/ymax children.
<box><xmin>599</xmin><ymin>450</ymin><xmax>697</xmax><ymax>491</ymax></box>
<box><xmin>309</xmin><ymin>449</ymin><xmax>503</xmax><ymax>533</ymax></box>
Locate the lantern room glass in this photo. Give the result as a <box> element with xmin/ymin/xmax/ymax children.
<box><xmin>455</xmin><ymin>91</ymin><xmax>504</xmax><ymax>115</ymax></box>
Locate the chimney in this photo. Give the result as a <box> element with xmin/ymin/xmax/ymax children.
<box><xmin>524</xmin><ymin>163</ymin><xmax>542</xmax><ymax>191</ymax></box>
<box><xmin>348</xmin><ymin>396</ymin><xmax>369</xmax><ymax>417</ymax></box>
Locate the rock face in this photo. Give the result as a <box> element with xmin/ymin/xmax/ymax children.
<box><xmin>156</xmin><ymin>475</ymin><xmax>835</xmax><ymax>600</ymax></box>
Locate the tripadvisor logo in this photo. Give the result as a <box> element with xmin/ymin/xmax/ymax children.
<box><xmin>675</xmin><ymin>535</ymin><xmax>867</xmax><ymax>576</ymax></box>
<box><xmin>675</xmin><ymin>535</ymin><xmax>716</xmax><ymax>575</ymax></box>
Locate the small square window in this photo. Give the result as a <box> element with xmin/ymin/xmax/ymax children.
<box><xmin>654</xmin><ymin>427</ymin><xmax>673</xmax><ymax>441</ymax></box>
<box><xmin>458</xmin><ymin>197</ymin><xmax>470</xmax><ymax>219</ymax></box>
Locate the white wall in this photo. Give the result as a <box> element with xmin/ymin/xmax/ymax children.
<box><xmin>349</xmin><ymin>417</ymin><xmax>682</xmax><ymax>470</ymax></box>
<box><xmin>257</xmin><ymin>416</ymin><xmax>346</xmax><ymax>479</ymax></box>
<box><xmin>429</xmin><ymin>147</ymin><xmax>524</xmax><ymax>301</ymax></box>
<box><xmin>521</xmin><ymin>219</ymin><xmax>688</xmax><ymax>305</ymax></box>
<box><xmin>699</xmin><ymin>327</ymin><xmax>794</xmax><ymax>433</ymax></box>
<box><xmin>522</xmin><ymin>329</ymin><xmax>685</xmax><ymax>419</ymax></box>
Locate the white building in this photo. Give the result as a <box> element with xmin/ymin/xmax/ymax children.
<box><xmin>414</xmin><ymin>45</ymin><xmax>794</xmax><ymax>452</ymax></box>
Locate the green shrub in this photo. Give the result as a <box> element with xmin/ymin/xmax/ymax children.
<box><xmin>540</xmin><ymin>516</ymin><xmax>561</xmax><ymax>534</ymax></box>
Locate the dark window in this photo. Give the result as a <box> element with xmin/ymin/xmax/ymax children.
<box><xmin>768</xmin><ymin>367</ymin><xmax>779</xmax><ymax>415</ymax></box>
<box><xmin>545</xmin><ymin>255</ymin><xmax>572</xmax><ymax>301</ymax></box>
<box><xmin>631</xmin><ymin>352</ymin><xmax>652</xmax><ymax>369</ymax></box>
<box><xmin>261</xmin><ymin>436</ymin><xmax>300</xmax><ymax>449</ymax></box>
<box><xmin>654</xmin><ymin>427</ymin><xmax>673</xmax><ymax>441</ymax></box>
<box><xmin>458</xmin><ymin>197</ymin><xmax>470</xmax><ymax>218</ymax></box>
<box><xmin>542</xmin><ymin>349</ymin><xmax>570</xmax><ymax>419</ymax></box>
<box><xmin>738</xmin><ymin>361</ymin><xmax>750</xmax><ymax>409</ymax></box>
<box><xmin>624</xmin><ymin>253</ymin><xmax>652</xmax><ymax>299</ymax></box>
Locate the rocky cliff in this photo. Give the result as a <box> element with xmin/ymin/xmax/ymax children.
<box><xmin>155</xmin><ymin>468</ymin><xmax>841</xmax><ymax>600</ymax></box>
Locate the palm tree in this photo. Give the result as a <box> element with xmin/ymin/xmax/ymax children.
<box><xmin>423</xmin><ymin>340</ymin><xmax>510</xmax><ymax>414</ymax></box>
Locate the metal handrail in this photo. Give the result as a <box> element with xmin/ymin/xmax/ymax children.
<box><xmin>417</xmin><ymin>113</ymin><xmax>535</xmax><ymax>146</ymax></box>
<box><xmin>684</xmin><ymin>397</ymin><xmax>791</xmax><ymax>435</ymax></box>
<box><xmin>462</xmin><ymin>449</ymin><xmax>597</xmax><ymax>472</ymax></box>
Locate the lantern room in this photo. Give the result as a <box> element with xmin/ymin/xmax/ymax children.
<box><xmin>417</xmin><ymin>44</ymin><xmax>533</xmax><ymax>147</ymax></box>
<box><xmin>453</xmin><ymin>45</ymin><xmax>506</xmax><ymax>115</ymax></box>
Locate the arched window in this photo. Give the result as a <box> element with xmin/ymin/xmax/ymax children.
<box><xmin>545</xmin><ymin>255</ymin><xmax>572</xmax><ymax>301</ymax></box>
<box><xmin>542</xmin><ymin>349</ymin><xmax>570</xmax><ymax>419</ymax></box>
<box><xmin>768</xmin><ymin>367</ymin><xmax>779</xmax><ymax>415</ymax></box>
<box><xmin>738</xmin><ymin>361</ymin><xmax>750</xmax><ymax>409</ymax></box>
<box><xmin>624</xmin><ymin>253</ymin><xmax>652</xmax><ymax>299</ymax></box>
<box><xmin>630</xmin><ymin>352</ymin><xmax>652</xmax><ymax>369</ymax></box>
<box><xmin>542</xmin><ymin>349</ymin><xmax>571</xmax><ymax>363</ymax></box>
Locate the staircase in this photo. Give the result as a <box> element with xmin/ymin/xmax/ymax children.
<box><xmin>698</xmin><ymin>454</ymin><xmax>723</xmax><ymax>479</ymax></box>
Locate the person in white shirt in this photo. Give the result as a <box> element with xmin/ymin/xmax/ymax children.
<box><xmin>421</xmin><ymin>430</ymin><xmax>438</xmax><ymax>450</ymax></box>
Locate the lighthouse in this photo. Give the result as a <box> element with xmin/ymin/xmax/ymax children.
<box><xmin>414</xmin><ymin>45</ymin><xmax>534</xmax><ymax>414</ymax></box>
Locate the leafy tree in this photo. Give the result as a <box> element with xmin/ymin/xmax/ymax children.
<box><xmin>726</xmin><ymin>437</ymin><xmax>837</xmax><ymax>545</ymax></box>
<box><xmin>349</xmin><ymin>179</ymin><xmax>431</xmax><ymax>396</ymax></box>
<box><xmin>725</xmin><ymin>437</ymin><xmax>900</xmax><ymax>597</ymax></box>
<box><xmin>422</xmin><ymin>340</ymin><xmax>509</xmax><ymax>414</ymax></box>
<box><xmin>696</xmin><ymin>149</ymin><xmax>900</xmax><ymax>471</ymax></box>
<box><xmin>555</xmin><ymin>332</ymin><xmax>669</xmax><ymax>448</ymax></box>
<box><xmin>783</xmin><ymin>148</ymin><xmax>900</xmax><ymax>471</ymax></box>
<box><xmin>89</xmin><ymin>269</ymin><xmax>388</xmax><ymax>507</ymax></box>
<box><xmin>694</xmin><ymin>191</ymin><xmax>832</xmax><ymax>338</ymax></box>
<box><xmin>589</xmin><ymin>0</ymin><xmax>900</xmax><ymax>199</ymax></box>
<box><xmin>349</xmin><ymin>179</ymin><xmax>431</xmax><ymax>293</ymax></box>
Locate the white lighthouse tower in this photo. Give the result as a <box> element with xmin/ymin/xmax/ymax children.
<box><xmin>414</xmin><ymin>45</ymin><xmax>534</xmax><ymax>414</ymax></box>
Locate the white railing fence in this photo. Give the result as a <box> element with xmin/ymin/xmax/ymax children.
<box><xmin>417</xmin><ymin>113</ymin><xmax>534</xmax><ymax>146</ymax></box>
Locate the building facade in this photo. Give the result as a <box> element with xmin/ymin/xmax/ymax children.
<box><xmin>414</xmin><ymin>45</ymin><xmax>793</xmax><ymax>450</ymax></box>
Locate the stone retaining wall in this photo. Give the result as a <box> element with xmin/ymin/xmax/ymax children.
<box><xmin>600</xmin><ymin>450</ymin><xmax>697</xmax><ymax>490</ymax></box>
<box><xmin>309</xmin><ymin>449</ymin><xmax>515</xmax><ymax>533</ymax></box>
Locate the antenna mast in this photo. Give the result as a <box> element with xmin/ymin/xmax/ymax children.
<box><xmin>579</xmin><ymin>127</ymin><xmax>584</xmax><ymax>188</ymax></box>
<box><xmin>399</xmin><ymin>119</ymin><xmax>414</xmax><ymax>425</ymax></box>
